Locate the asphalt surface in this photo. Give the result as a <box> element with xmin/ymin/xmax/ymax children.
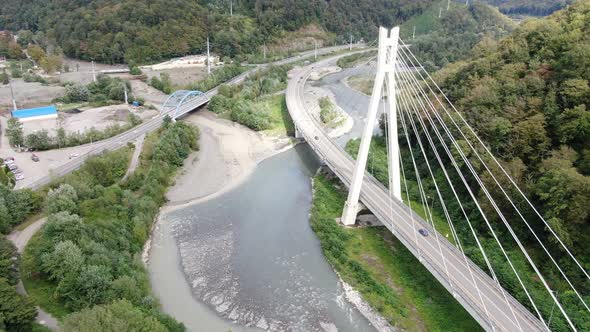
<box><xmin>286</xmin><ymin>55</ymin><xmax>546</xmax><ymax>332</ymax></box>
<box><xmin>19</xmin><ymin>44</ymin><xmax>359</xmax><ymax>191</ymax></box>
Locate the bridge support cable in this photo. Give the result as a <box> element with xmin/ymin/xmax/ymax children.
<box><xmin>397</xmin><ymin>41</ymin><xmax>590</xmax><ymax>323</ymax></box>
<box><xmin>394</xmin><ymin>76</ymin><xmax>508</xmax><ymax>330</ymax></box>
<box><xmin>398</xmin><ymin>38</ymin><xmax>590</xmax><ymax>287</ymax></box>
<box><xmin>395</xmin><ymin>83</ymin><xmax>456</xmax><ymax>297</ymax></box>
<box><xmin>396</xmin><ymin>47</ymin><xmax>580</xmax><ymax>330</ymax></box>
<box><xmin>395</xmin><ymin>53</ymin><xmax>551</xmax><ymax>328</ymax></box>
<box><xmin>394</xmin><ymin>63</ymin><xmax>522</xmax><ymax>331</ymax></box>
<box><xmin>396</xmin><ymin>53</ymin><xmax>590</xmax><ymax>320</ymax></box>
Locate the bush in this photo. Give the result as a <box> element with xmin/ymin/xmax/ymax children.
<box><xmin>65</xmin><ymin>85</ymin><xmax>90</xmax><ymax>102</ymax></box>
<box><xmin>23</xmin><ymin>122</ymin><xmax>197</xmax><ymax>329</ymax></box>
<box><xmin>0</xmin><ymin>184</ymin><xmax>42</xmax><ymax>233</ymax></box>
<box><xmin>129</xmin><ymin>66</ymin><xmax>142</xmax><ymax>75</ymax></box>
<box><xmin>22</xmin><ymin>73</ymin><xmax>47</xmax><ymax>84</ymax></box>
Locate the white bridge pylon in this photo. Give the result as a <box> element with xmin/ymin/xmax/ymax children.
<box><xmin>342</xmin><ymin>27</ymin><xmax>401</xmax><ymax>226</ymax></box>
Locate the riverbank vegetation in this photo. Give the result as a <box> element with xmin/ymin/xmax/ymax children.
<box><xmin>208</xmin><ymin>65</ymin><xmax>294</xmax><ymax>135</ymax></box>
<box><xmin>20</xmin><ymin>119</ymin><xmax>198</xmax><ymax>330</ymax></box>
<box><xmin>310</xmin><ymin>172</ymin><xmax>480</xmax><ymax>331</ymax></box>
<box><xmin>336</xmin><ymin>51</ymin><xmax>376</xmax><ymax>69</ymax></box>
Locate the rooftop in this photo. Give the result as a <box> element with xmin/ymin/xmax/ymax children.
<box><xmin>11</xmin><ymin>105</ymin><xmax>58</xmax><ymax>119</ymax></box>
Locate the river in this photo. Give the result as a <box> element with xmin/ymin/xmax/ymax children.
<box><xmin>149</xmin><ymin>144</ymin><xmax>376</xmax><ymax>332</ymax></box>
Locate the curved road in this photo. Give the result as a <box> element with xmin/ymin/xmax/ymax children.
<box><xmin>286</xmin><ymin>55</ymin><xmax>546</xmax><ymax>332</ymax></box>
<box><xmin>19</xmin><ymin>44</ymin><xmax>362</xmax><ymax>191</ymax></box>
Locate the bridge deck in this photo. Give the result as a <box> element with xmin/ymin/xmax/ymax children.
<box><xmin>286</xmin><ymin>57</ymin><xmax>546</xmax><ymax>332</ymax></box>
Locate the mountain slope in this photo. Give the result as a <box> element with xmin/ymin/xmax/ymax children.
<box><xmin>401</xmin><ymin>0</ymin><xmax>515</xmax><ymax>71</ymax></box>
<box><xmin>481</xmin><ymin>0</ymin><xmax>573</xmax><ymax>16</ymax></box>
<box><xmin>0</xmin><ymin>0</ymin><xmax>434</xmax><ymax>64</ymax></box>
<box><xmin>432</xmin><ymin>5</ymin><xmax>590</xmax><ymax>328</ymax></box>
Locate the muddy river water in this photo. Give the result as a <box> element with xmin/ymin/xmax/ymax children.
<box><xmin>149</xmin><ymin>144</ymin><xmax>377</xmax><ymax>331</ymax></box>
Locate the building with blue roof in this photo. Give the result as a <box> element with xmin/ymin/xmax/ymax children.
<box><xmin>11</xmin><ymin>105</ymin><xmax>58</xmax><ymax>122</ymax></box>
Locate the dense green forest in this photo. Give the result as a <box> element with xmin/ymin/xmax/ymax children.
<box><xmin>400</xmin><ymin>0</ymin><xmax>515</xmax><ymax>71</ymax></box>
<box><xmin>0</xmin><ymin>0</ymin><xmax>433</xmax><ymax>64</ymax></box>
<box><xmin>5</xmin><ymin>120</ymin><xmax>198</xmax><ymax>331</ymax></box>
<box><xmin>481</xmin><ymin>0</ymin><xmax>573</xmax><ymax>16</ymax></box>
<box><xmin>346</xmin><ymin>1</ymin><xmax>590</xmax><ymax>329</ymax></box>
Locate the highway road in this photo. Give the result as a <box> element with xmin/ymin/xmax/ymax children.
<box><xmin>286</xmin><ymin>55</ymin><xmax>546</xmax><ymax>332</ymax></box>
<box><xmin>19</xmin><ymin>44</ymin><xmax>363</xmax><ymax>191</ymax></box>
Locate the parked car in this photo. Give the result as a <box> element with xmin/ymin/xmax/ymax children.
<box><xmin>15</xmin><ymin>174</ymin><xmax>24</xmax><ymax>181</ymax></box>
<box><xmin>3</xmin><ymin>158</ymin><xmax>14</xmax><ymax>165</ymax></box>
<box><xmin>418</xmin><ymin>229</ymin><xmax>429</xmax><ymax>237</ymax></box>
<box><xmin>7</xmin><ymin>164</ymin><xmax>18</xmax><ymax>171</ymax></box>
<box><xmin>12</xmin><ymin>169</ymin><xmax>22</xmax><ymax>174</ymax></box>
<box><xmin>31</xmin><ymin>154</ymin><xmax>39</xmax><ymax>162</ymax></box>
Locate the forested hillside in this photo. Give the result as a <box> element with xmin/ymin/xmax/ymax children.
<box><xmin>481</xmin><ymin>0</ymin><xmax>573</xmax><ymax>16</ymax></box>
<box><xmin>401</xmin><ymin>0</ymin><xmax>515</xmax><ymax>71</ymax></box>
<box><xmin>0</xmin><ymin>0</ymin><xmax>433</xmax><ymax>64</ymax></box>
<box><xmin>427</xmin><ymin>1</ymin><xmax>590</xmax><ymax>327</ymax></box>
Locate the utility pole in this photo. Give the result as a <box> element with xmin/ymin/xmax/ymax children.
<box><xmin>349</xmin><ymin>34</ymin><xmax>353</xmax><ymax>51</ymax></box>
<box><xmin>439</xmin><ymin>7</ymin><xmax>442</xmax><ymax>18</ymax></box>
<box><xmin>124</xmin><ymin>84</ymin><xmax>128</xmax><ymax>104</ymax></box>
<box><xmin>91</xmin><ymin>60</ymin><xmax>96</xmax><ymax>82</ymax></box>
<box><xmin>206</xmin><ymin>37</ymin><xmax>211</xmax><ymax>75</ymax></box>
<box><xmin>342</xmin><ymin>27</ymin><xmax>401</xmax><ymax>226</ymax></box>
<box><xmin>8</xmin><ymin>78</ymin><xmax>17</xmax><ymax>111</ymax></box>
<box><xmin>466</xmin><ymin>0</ymin><xmax>469</xmax><ymax>5</ymax></box>
<box><xmin>447</xmin><ymin>0</ymin><xmax>450</xmax><ymax>11</ymax></box>
<box><xmin>413</xmin><ymin>25</ymin><xmax>416</xmax><ymax>39</ymax></box>
<box><xmin>230</xmin><ymin>0</ymin><xmax>233</xmax><ymax>16</ymax></box>
<box><xmin>263</xmin><ymin>43</ymin><xmax>266</xmax><ymax>60</ymax></box>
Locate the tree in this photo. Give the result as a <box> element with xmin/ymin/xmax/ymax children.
<box><xmin>25</xmin><ymin>130</ymin><xmax>52</xmax><ymax>151</ymax></box>
<box><xmin>40</xmin><ymin>55</ymin><xmax>63</xmax><ymax>73</ymax></box>
<box><xmin>0</xmin><ymin>237</ymin><xmax>18</xmax><ymax>285</ymax></box>
<box><xmin>27</xmin><ymin>45</ymin><xmax>46</xmax><ymax>63</ymax></box>
<box><xmin>47</xmin><ymin>184</ymin><xmax>78</xmax><ymax>215</ymax></box>
<box><xmin>0</xmin><ymin>278</ymin><xmax>36</xmax><ymax>331</ymax></box>
<box><xmin>56</xmin><ymin>265</ymin><xmax>113</xmax><ymax>310</ymax></box>
<box><xmin>61</xmin><ymin>300</ymin><xmax>168</xmax><ymax>332</ymax></box>
<box><xmin>6</xmin><ymin>118</ymin><xmax>24</xmax><ymax>147</ymax></box>
<box><xmin>0</xmin><ymin>71</ymin><xmax>8</xmax><ymax>85</ymax></box>
<box><xmin>41</xmin><ymin>240</ymin><xmax>84</xmax><ymax>281</ymax></box>
<box><xmin>17</xmin><ymin>30</ymin><xmax>34</xmax><ymax>48</ymax></box>
<box><xmin>65</xmin><ymin>85</ymin><xmax>90</xmax><ymax>102</ymax></box>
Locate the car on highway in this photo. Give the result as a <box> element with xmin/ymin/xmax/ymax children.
<box><xmin>15</xmin><ymin>174</ymin><xmax>24</xmax><ymax>181</ymax></box>
<box><xmin>69</xmin><ymin>153</ymin><xmax>79</xmax><ymax>159</ymax></box>
<box><xmin>31</xmin><ymin>154</ymin><xmax>39</xmax><ymax>162</ymax></box>
<box><xmin>418</xmin><ymin>229</ymin><xmax>429</xmax><ymax>237</ymax></box>
<box><xmin>314</xmin><ymin>136</ymin><xmax>319</xmax><ymax>140</ymax></box>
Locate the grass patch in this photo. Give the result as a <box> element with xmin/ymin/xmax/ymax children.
<box><xmin>261</xmin><ymin>94</ymin><xmax>295</xmax><ymax>137</ymax></box>
<box><xmin>346</xmin><ymin>74</ymin><xmax>374</xmax><ymax>95</ymax></box>
<box><xmin>337</xmin><ymin>51</ymin><xmax>377</xmax><ymax>68</ymax></box>
<box><xmin>311</xmin><ymin>173</ymin><xmax>481</xmax><ymax>331</ymax></box>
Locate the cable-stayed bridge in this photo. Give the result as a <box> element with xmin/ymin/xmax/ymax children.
<box><xmin>286</xmin><ymin>27</ymin><xmax>589</xmax><ymax>331</ymax></box>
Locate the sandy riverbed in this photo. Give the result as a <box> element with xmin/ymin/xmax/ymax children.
<box><xmin>164</xmin><ymin>110</ymin><xmax>295</xmax><ymax>209</ymax></box>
